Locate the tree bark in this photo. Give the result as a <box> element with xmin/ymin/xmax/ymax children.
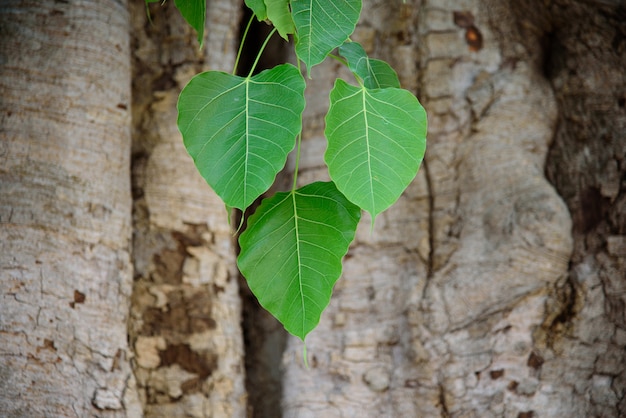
<box><xmin>128</xmin><ymin>1</ymin><xmax>246</xmax><ymax>417</ymax></box>
<box><xmin>0</xmin><ymin>0</ymin><xmax>141</xmax><ymax>416</ymax></box>
<box><xmin>2</xmin><ymin>1</ymin><xmax>623</xmax><ymax>417</ymax></box>
<box><xmin>279</xmin><ymin>0</ymin><xmax>624</xmax><ymax>417</ymax></box>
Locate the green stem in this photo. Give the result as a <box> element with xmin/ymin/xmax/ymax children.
<box><xmin>327</xmin><ymin>53</ymin><xmax>348</xmax><ymax>67</ymax></box>
<box><xmin>291</xmin><ymin>59</ymin><xmax>304</xmax><ymax>192</ymax></box>
<box><xmin>327</xmin><ymin>53</ymin><xmax>364</xmax><ymax>87</ymax></box>
<box><xmin>233</xmin><ymin>14</ymin><xmax>255</xmax><ymax>75</ymax></box>
<box><xmin>247</xmin><ymin>27</ymin><xmax>278</xmax><ymax>78</ymax></box>
<box><xmin>291</xmin><ymin>133</ymin><xmax>302</xmax><ymax>192</ymax></box>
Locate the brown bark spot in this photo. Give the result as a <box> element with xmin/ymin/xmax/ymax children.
<box><xmin>465</xmin><ymin>27</ymin><xmax>484</xmax><ymax>52</ymax></box>
<box><xmin>518</xmin><ymin>411</ymin><xmax>534</xmax><ymax>418</ymax></box>
<box><xmin>490</xmin><ymin>369</ymin><xmax>504</xmax><ymax>379</ymax></box>
<box><xmin>74</xmin><ymin>290</ymin><xmax>85</xmax><ymax>303</ymax></box>
<box><xmin>70</xmin><ymin>290</ymin><xmax>86</xmax><ymax>308</ymax></box>
<box><xmin>508</xmin><ymin>380</ymin><xmax>519</xmax><ymax>392</ymax></box>
<box><xmin>141</xmin><ymin>289</ymin><xmax>216</xmax><ymax>335</ymax></box>
<box><xmin>151</xmin><ymin>226</ymin><xmax>210</xmax><ymax>285</ymax></box>
<box><xmin>159</xmin><ymin>343</ymin><xmax>217</xmax><ymax>381</ymax></box>
<box><xmin>453</xmin><ymin>10</ymin><xmax>483</xmax><ymax>51</ymax></box>
<box><xmin>152</xmin><ymin>248</ymin><xmax>185</xmax><ymax>284</ymax></box>
<box><xmin>453</xmin><ymin>11</ymin><xmax>475</xmax><ymax>28</ymax></box>
<box><xmin>527</xmin><ymin>351</ymin><xmax>544</xmax><ymax>369</ymax></box>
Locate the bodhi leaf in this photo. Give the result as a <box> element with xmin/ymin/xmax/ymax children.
<box><xmin>245</xmin><ymin>0</ymin><xmax>267</xmax><ymax>21</ymax></box>
<box><xmin>177</xmin><ymin>64</ymin><xmax>306</xmax><ymax>211</ymax></box>
<box><xmin>338</xmin><ymin>41</ymin><xmax>401</xmax><ymax>89</ymax></box>
<box><xmin>291</xmin><ymin>0</ymin><xmax>362</xmax><ymax>74</ymax></box>
<box><xmin>238</xmin><ymin>181</ymin><xmax>360</xmax><ymax>340</ymax></box>
<box><xmin>266</xmin><ymin>0</ymin><xmax>295</xmax><ymax>40</ymax></box>
<box><xmin>324</xmin><ymin>79</ymin><xmax>427</xmax><ymax>222</ymax></box>
<box><xmin>174</xmin><ymin>0</ymin><xmax>206</xmax><ymax>46</ymax></box>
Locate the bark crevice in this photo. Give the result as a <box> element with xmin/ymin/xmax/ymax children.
<box><xmin>539</xmin><ymin>1</ymin><xmax>626</xmax><ymax>416</ymax></box>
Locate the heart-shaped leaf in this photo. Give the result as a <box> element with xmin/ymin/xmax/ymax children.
<box><xmin>245</xmin><ymin>0</ymin><xmax>267</xmax><ymax>21</ymax></box>
<box><xmin>266</xmin><ymin>0</ymin><xmax>295</xmax><ymax>40</ymax></box>
<box><xmin>174</xmin><ymin>0</ymin><xmax>206</xmax><ymax>46</ymax></box>
<box><xmin>324</xmin><ymin>79</ymin><xmax>427</xmax><ymax>222</ymax></box>
<box><xmin>338</xmin><ymin>41</ymin><xmax>401</xmax><ymax>89</ymax></box>
<box><xmin>177</xmin><ymin>64</ymin><xmax>306</xmax><ymax>211</ymax></box>
<box><xmin>291</xmin><ymin>0</ymin><xmax>362</xmax><ymax>74</ymax></box>
<box><xmin>238</xmin><ymin>181</ymin><xmax>361</xmax><ymax>340</ymax></box>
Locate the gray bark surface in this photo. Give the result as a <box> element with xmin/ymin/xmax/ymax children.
<box><xmin>128</xmin><ymin>2</ymin><xmax>246</xmax><ymax>417</ymax></box>
<box><xmin>279</xmin><ymin>1</ymin><xmax>624</xmax><ymax>417</ymax></box>
<box><xmin>0</xmin><ymin>0</ymin><xmax>141</xmax><ymax>416</ymax></box>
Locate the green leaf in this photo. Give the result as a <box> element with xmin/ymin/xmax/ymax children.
<box><xmin>238</xmin><ymin>181</ymin><xmax>360</xmax><ymax>340</ymax></box>
<box><xmin>177</xmin><ymin>64</ymin><xmax>306</xmax><ymax>211</ymax></box>
<box><xmin>245</xmin><ymin>0</ymin><xmax>267</xmax><ymax>21</ymax></box>
<box><xmin>291</xmin><ymin>0</ymin><xmax>362</xmax><ymax>74</ymax></box>
<box><xmin>174</xmin><ymin>0</ymin><xmax>206</xmax><ymax>46</ymax></box>
<box><xmin>324</xmin><ymin>79</ymin><xmax>427</xmax><ymax>222</ymax></box>
<box><xmin>338</xmin><ymin>41</ymin><xmax>401</xmax><ymax>89</ymax></box>
<box><xmin>266</xmin><ymin>0</ymin><xmax>295</xmax><ymax>40</ymax></box>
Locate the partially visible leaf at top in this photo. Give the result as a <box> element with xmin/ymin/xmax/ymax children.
<box><xmin>238</xmin><ymin>181</ymin><xmax>361</xmax><ymax>340</ymax></box>
<box><xmin>266</xmin><ymin>0</ymin><xmax>295</xmax><ymax>40</ymax></box>
<box><xmin>291</xmin><ymin>0</ymin><xmax>362</xmax><ymax>75</ymax></box>
<box><xmin>174</xmin><ymin>0</ymin><xmax>206</xmax><ymax>46</ymax></box>
<box><xmin>245</xmin><ymin>0</ymin><xmax>267</xmax><ymax>21</ymax></box>
<box><xmin>338</xmin><ymin>41</ymin><xmax>401</xmax><ymax>89</ymax></box>
<box><xmin>324</xmin><ymin>79</ymin><xmax>427</xmax><ymax>222</ymax></box>
<box><xmin>177</xmin><ymin>64</ymin><xmax>306</xmax><ymax>211</ymax></box>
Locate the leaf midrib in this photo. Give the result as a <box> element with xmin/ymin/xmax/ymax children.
<box><xmin>362</xmin><ymin>87</ymin><xmax>375</xmax><ymax>215</ymax></box>
<box><xmin>291</xmin><ymin>190</ymin><xmax>306</xmax><ymax>336</ymax></box>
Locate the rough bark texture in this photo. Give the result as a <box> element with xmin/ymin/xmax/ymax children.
<box><xmin>541</xmin><ymin>1</ymin><xmax>626</xmax><ymax>416</ymax></box>
<box><xmin>0</xmin><ymin>0</ymin><xmax>141</xmax><ymax>416</ymax></box>
<box><xmin>278</xmin><ymin>0</ymin><xmax>623</xmax><ymax>417</ymax></box>
<box><xmin>128</xmin><ymin>1</ymin><xmax>246</xmax><ymax>417</ymax></box>
<box><xmin>2</xmin><ymin>1</ymin><xmax>624</xmax><ymax>417</ymax></box>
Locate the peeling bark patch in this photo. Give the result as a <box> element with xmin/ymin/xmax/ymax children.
<box><xmin>141</xmin><ymin>289</ymin><xmax>216</xmax><ymax>336</ymax></box>
<box><xmin>159</xmin><ymin>343</ymin><xmax>217</xmax><ymax>381</ymax></box>
<box><xmin>527</xmin><ymin>351</ymin><xmax>544</xmax><ymax>369</ymax></box>
<box><xmin>37</xmin><ymin>339</ymin><xmax>56</xmax><ymax>353</ymax></box>
<box><xmin>152</xmin><ymin>247</ymin><xmax>185</xmax><ymax>284</ymax></box>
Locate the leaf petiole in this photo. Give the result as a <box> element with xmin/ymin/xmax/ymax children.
<box><xmin>233</xmin><ymin>14</ymin><xmax>255</xmax><ymax>75</ymax></box>
<box><xmin>247</xmin><ymin>27</ymin><xmax>279</xmax><ymax>77</ymax></box>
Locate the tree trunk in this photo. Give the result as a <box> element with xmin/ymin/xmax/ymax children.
<box><xmin>278</xmin><ymin>0</ymin><xmax>625</xmax><ymax>417</ymax></box>
<box><xmin>0</xmin><ymin>0</ymin><xmax>141</xmax><ymax>416</ymax></box>
<box><xmin>2</xmin><ymin>1</ymin><xmax>623</xmax><ymax>417</ymax></box>
<box><xmin>128</xmin><ymin>1</ymin><xmax>246</xmax><ymax>417</ymax></box>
